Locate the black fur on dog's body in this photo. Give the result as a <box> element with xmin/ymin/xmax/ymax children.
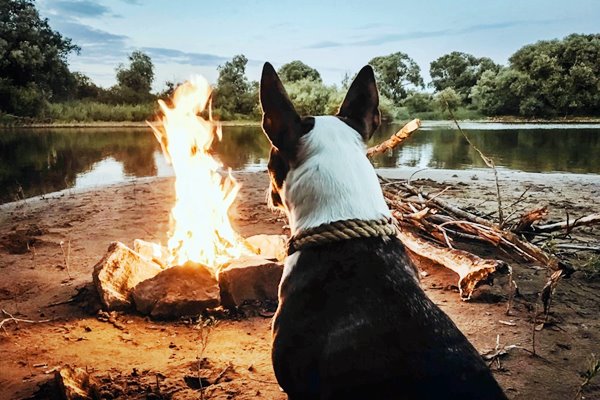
<box><xmin>260</xmin><ymin>62</ymin><xmax>507</xmax><ymax>400</ymax></box>
<box><xmin>273</xmin><ymin>237</ymin><xmax>507</xmax><ymax>399</ymax></box>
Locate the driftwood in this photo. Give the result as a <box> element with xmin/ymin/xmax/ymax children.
<box><xmin>366</xmin><ymin>119</ymin><xmax>421</xmax><ymax>158</ymax></box>
<box><xmin>533</xmin><ymin>213</ymin><xmax>600</xmax><ymax>233</ymax></box>
<box><xmin>397</xmin><ymin>229</ymin><xmax>509</xmax><ymax>300</ymax></box>
<box><xmin>363</xmin><ymin>118</ymin><xmax>595</xmax><ymax>299</ymax></box>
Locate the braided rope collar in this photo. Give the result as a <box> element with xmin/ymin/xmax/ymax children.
<box><xmin>286</xmin><ymin>218</ymin><xmax>398</xmax><ymax>255</ymax></box>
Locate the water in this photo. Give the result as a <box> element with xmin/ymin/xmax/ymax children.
<box><xmin>1</xmin><ymin>122</ymin><xmax>599</xmax><ymax>204</ymax></box>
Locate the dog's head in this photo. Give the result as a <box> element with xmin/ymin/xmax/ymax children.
<box><xmin>260</xmin><ymin>62</ymin><xmax>381</xmax><ymax>222</ymax></box>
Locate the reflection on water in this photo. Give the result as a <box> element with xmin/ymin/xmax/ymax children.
<box><xmin>1</xmin><ymin>123</ymin><xmax>599</xmax><ymax>203</ymax></box>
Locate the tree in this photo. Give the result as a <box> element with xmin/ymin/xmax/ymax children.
<box><xmin>429</xmin><ymin>52</ymin><xmax>500</xmax><ymax>102</ymax></box>
<box><xmin>0</xmin><ymin>0</ymin><xmax>79</xmax><ymax>116</ymax></box>
<box><xmin>283</xmin><ymin>79</ymin><xmax>336</xmax><ymax>116</ymax></box>
<box><xmin>213</xmin><ymin>54</ymin><xmax>258</xmax><ymax>119</ymax></box>
<box><xmin>115</xmin><ymin>50</ymin><xmax>155</xmax><ymax>103</ymax></box>
<box><xmin>508</xmin><ymin>34</ymin><xmax>600</xmax><ymax>116</ymax></box>
<box><xmin>403</xmin><ymin>92</ymin><xmax>434</xmax><ymax>113</ymax></box>
<box><xmin>470</xmin><ymin>68</ymin><xmax>533</xmax><ymax>116</ymax></box>
<box><xmin>434</xmin><ymin>87</ymin><xmax>462</xmax><ymax>114</ymax></box>
<box><xmin>369</xmin><ymin>52</ymin><xmax>424</xmax><ymax>103</ymax></box>
<box><xmin>278</xmin><ymin>60</ymin><xmax>322</xmax><ymax>83</ymax></box>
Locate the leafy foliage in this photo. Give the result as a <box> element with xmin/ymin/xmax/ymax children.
<box><xmin>430</xmin><ymin>52</ymin><xmax>500</xmax><ymax>102</ymax></box>
<box><xmin>0</xmin><ymin>0</ymin><xmax>79</xmax><ymax>116</ymax></box>
<box><xmin>278</xmin><ymin>60</ymin><xmax>322</xmax><ymax>83</ymax></box>
<box><xmin>472</xmin><ymin>34</ymin><xmax>600</xmax><ymax>117</ymax></box>
<box><xmin>369</xmin><ymin>52</ymin><xmax>424</xmax><ymax>103</ymax></box>
<box><xmin>213</xmin><ymin>55</ymin><xmax>259</xmax><ymax>120</ymax></box>
<box><xmin>113</xmin><ymin>51</ymin><xmax>155</xmax><ymax>104</ymax></box>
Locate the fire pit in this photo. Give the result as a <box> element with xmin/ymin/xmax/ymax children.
<box><xmin>92</xmin><ymin>76</ymin><xmax>286</xmax><ymax>319</ymax></box>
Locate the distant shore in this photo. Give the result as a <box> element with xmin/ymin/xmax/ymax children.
<box><xmin>3</xmin><ymin>116</ymin><xmax>600</xmax><ymax>129</ymax></box>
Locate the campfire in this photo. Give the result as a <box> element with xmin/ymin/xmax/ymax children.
<box><xmin>92</xmin><ymin>76</ymin><xmax>286</xmax><ymax>319</ymax></box>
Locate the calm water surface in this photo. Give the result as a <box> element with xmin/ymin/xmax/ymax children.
<box><xmin>1</xmin><ymin>123</ymin><xmax>599</xmax><ymax>203</ymax></box>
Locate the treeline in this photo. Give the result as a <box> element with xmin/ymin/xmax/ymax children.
<box><xmin>1</xmin><ymin>0</ymin><xmax>599</xmax><ymax>123</ymax></box>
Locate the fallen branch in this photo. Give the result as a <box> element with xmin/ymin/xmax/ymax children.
<box><xmin>533</xmin><ymin>213</ymin><xmax>600</xmax><ymax>233</ymax></box>
<box><xmin>397</xmin><ymin>228</ymin><xmax>510</xmax><ymax>300</ymax></box>
<box><xmin>366</xmin><ymin>119</ymin><xmax>421</xmax><ymax>158</ymax></box>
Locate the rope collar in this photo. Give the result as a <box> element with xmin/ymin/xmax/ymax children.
<box><xmin>287</xmin><ymin>218</ymin><xmax>397</xmax><ymax>255</ymax></box>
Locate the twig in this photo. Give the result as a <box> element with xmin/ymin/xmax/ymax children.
<box><xmin>0</xmin><ymin>309</ymin><xmax>51</xmax><ymax>330</ymax></box>
<box><xmin>446</xmin><ymin>106</ymin><xmax>504</xmax><ymax>226</ymax></box>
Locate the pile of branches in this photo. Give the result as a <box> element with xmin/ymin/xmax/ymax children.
<box><xmin>367</xmin><ymin>119</ymin><xmax>600</xmax><ymax>301</ymax></box>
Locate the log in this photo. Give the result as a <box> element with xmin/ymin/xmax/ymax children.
<box><xmin>533</xmin><ymin>213</ymin><xmax>600</xmax><ymax>233</ymax></box>
<box><xmin>366</xmin><ymin>119</ymin><xmax>421</xmax><ymax>158</ymax></box>
<box><xmin>397</xmin><ymin>229</ymin><xmax>510</xmax><ymax>300</ymax></box>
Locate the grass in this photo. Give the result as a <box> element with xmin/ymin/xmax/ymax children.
<box><xmin>45</xmin><ymin>101</ymin><xmax>157</xmax><ymax>122</ymax></box>
<box><xmin>573</xmin><ymin>254</ymin><xmax>600</xmax><ymax>280</ymax></box>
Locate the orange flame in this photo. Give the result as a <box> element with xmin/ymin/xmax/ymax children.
<box><xmin>149</xmin><ymin>76</ymin><xmax>247</xmax><ymax>272</ymax></box>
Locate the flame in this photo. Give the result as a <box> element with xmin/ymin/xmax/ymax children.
<box><xmin>149</xmin><ymin>75</ymin><xmax>247</xmax><ymax>272</ymax></box>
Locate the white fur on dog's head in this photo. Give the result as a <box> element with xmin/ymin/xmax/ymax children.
<box><xmin>260</xmin><ymin>62</ymin><xmax>390</xmax><ymax>234</ymax></box>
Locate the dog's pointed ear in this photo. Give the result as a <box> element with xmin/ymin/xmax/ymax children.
<box><xmin>260</xmin><ymin>62</ymin><xmax>301</xmax><ymax>153</ymax></box>
<box><xmin>337</xmin><ymin>65</ymin><xmax>381</xmax><ymax>141</ymax></box>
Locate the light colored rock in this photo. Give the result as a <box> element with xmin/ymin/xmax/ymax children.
<box><xmin>133</xmin><ymin>238</ymin><xmax>169</xmax><ymax>267</ymax></box>
<box><xmin>132</xmin><ymin>262</ymin><xmax>220</xmax><ymax>319</ymax></box>
<box><xmin>245</xmin><ymin>234</ymin><xmax>287</xmax><ymax>262</ymax></box>
<box><xmin>54</xmin><ymin>366</ymin><xmax>99</xmax><ymax>400</ymax></box>
<box><xmin>218</xmin><ymin>256</ymin><xmax>283</xmax><ymax>308</ymax></box>
<box><xmin>92</xmin><ymin>241</ymin><xmax>163</xmax><ymax>310</ymax></box>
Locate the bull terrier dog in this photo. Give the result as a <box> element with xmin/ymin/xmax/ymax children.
<box><xmin>260</xmin><ymin>61</ymin><xmax>507</xmax><ymax>400</ymax></box>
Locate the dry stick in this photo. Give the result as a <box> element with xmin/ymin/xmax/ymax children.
<box><xmin>366</xmin><ymin>119</ymin><xmax>422</xmax><ymax>158</ymax></box>
<box><xmin>446</xmin><ymin>107</ymin><xmax>505</xmax><ymax>226</ymax></box>
<box><xmin>534</xmin><ymin>213</ymin><xmax>600</xmax><ymax>233</ymax></box>
<box><xmin>0</xmin><ymin>309</ymin><xmax>51</xmax><ymax>330</ymax></box>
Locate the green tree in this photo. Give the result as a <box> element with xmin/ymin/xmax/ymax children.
<box><xmin>429</xmin><ymin>52</ymin><xmax>500</xmax><ymax>102</ymax></box>
<box><xmin>434</xmin><ymin>87</ymin><xmax>462</xmax><ymax>114</ymax></box>
<box><xmin>114</xmin><ymin>50</ymin><xmax>155</xmax><ymax>103</ymax></box>
<box><xmin>278</xmin><ymin>60</ymin><xmax>322</xmax><ymax>83</ymax></box>
<box><xmin>470</xmin><ymin>68</ymin><xmax>533</xmax><ymax>116</ymax></box>
<box><xmin>403</xmin><ymin>92</ymin><xmax>434</xmax><ymax>113</ymax></box>
<box><xmin>283</xmin><ymin>79</ymin><xmax>336</xmax><ymax>116</ymax></box>
<box><xmin>0</xmin><ymin>0</ymin><xmax>79</xmax><ymax>116</ymax></box>
<box><xmin>213</xmin><ymin>54</ymin><xmax>258</xmax><ymax>119</ymax></box>
<box><xmin>369</xmin><ymin>52</ymin><xmax>424</xmax><ymax>103</ymax></box>
<box><xmin>509</xmin><ymin>34</ymin><xmax>600</xmax><ymax>116</ymax></box>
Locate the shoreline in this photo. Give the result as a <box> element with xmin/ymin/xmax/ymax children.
<box><xmin>3</xmin><ymin>117</ymin><xmax>600</xmax><ymax>129</ymax></box>
<box><xmin>3</xmin><ymin>168</ymin><xmax>598</xmax><ymax>210</ymax></box>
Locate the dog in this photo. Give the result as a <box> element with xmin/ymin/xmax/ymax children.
<box><xmin>260</xmin><ymin>62</ymin><xmax>507</xmax><ymax>400</ymax></box>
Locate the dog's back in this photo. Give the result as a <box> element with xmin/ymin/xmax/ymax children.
<box><xmin>259</xmin><ymin>62</ymin><xmax>507</xmax><ymax>400</ymax></box>
<box><xmin>273</xmin><ymin>237</ymin><xmax>506</xmax><ymax>399</ymax></box>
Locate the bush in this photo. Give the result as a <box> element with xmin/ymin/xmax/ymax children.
<box><xmin>45</xmin><ymin>101</ymin><xmax>156</xmax><ymax>122</ymax></box>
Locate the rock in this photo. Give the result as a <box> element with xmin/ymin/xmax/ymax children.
<box><xmin>133</xmin><ymin>239</ymin><xmax>169</xmax><ymax>267</ymax></box>
<box><xmin>92</xmin><ymin>241</ymin><xmax>163</xmax><ymax>311</ymax></box>
<box><xmin>244</xmin><ymin>234</ymin><xmax>287</xmax><ymax>262</ymax></box>
<box><xmin>218</xmin><ymin>256</ymin><xmax>283</xmax><ymax>308</ymax></box>
<box><xmin>54</xmin><ymin>366</ymin><xmax>100</xmax><ymax>400</ymax></box>
<box><xmin>132</xmin><ymin>262</ymin><xmax>220</xmax><ymax>319</ymax></box>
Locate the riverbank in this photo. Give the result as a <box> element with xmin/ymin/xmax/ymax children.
<box><xmin>3</xmin><ymin>117</ymin><xmax>600</xmax><ymax>129</ymax></box>
<box><xmin>0</xmin><ymin>171</ymin><xmax>599</xmax><ymax>399</ymax></box>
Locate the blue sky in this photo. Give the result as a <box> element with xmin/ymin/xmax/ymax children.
<box><xmin>38</xmin><ymin>0</ymin><xmax>600</xmax><ymax>91</ymax></box>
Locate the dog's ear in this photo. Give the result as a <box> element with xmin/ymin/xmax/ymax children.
<box><xmin>260</xmin><ymin>62</ymin><xmax>301</xmax><ymax>154</ymax></box>
<box><xmin>337</xmin><ymin>65</ymin><xmax>381</xmax><ymax>141</ymax></box>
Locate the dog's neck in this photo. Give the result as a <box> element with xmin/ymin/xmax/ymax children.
<box><xmin>282</xmin><ymin>116</ymin><xmax>391</xmax><ymax>235</ymax></box>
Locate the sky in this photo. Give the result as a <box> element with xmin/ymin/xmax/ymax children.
<box><xmin>38</xmin><ymin>0</ymin><xmax>600</xmax><ymax>91</ymax></box>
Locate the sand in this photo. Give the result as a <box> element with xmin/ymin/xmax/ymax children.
<box><xmin>0</xmin><ymin>170</ymin><xmax>599</xmax><ymax>399</ymax></box>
